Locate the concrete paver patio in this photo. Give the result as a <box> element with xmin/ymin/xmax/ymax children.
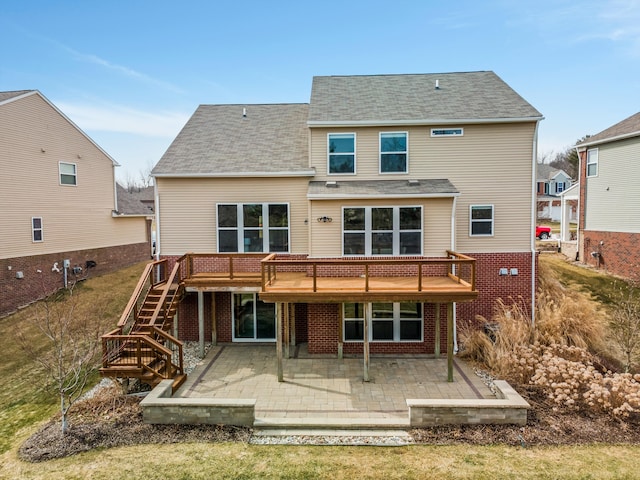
<box><xmin>176</xmin><ymin>344</ymin><xmax>496</xmax><ymax>425</ymax></box>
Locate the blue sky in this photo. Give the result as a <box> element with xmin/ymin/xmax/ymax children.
<box><xmin>2</xmin><ymin>0</ymin><xmax>639</xmax><ymax>183</ymax></box>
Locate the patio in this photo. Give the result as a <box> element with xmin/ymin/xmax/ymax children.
<box><xmin>171</xmin><ymin>344</ymin><xmax>503</xmax><ymax>427</ymax></box>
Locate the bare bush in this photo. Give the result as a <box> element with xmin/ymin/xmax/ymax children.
<box><xmin>609</xmin><ymin>285</ymin><xmax>640</xmax><ymax>373</ymax></box>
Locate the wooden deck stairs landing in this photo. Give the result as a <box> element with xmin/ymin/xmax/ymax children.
<box><xmin>101</xmin><ymin>259</ymin><xmax>187</xmax><ymax>392</ymax></box>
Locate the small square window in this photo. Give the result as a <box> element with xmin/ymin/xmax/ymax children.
<box><xmin>470</xmin><ymin>205</ymin><xmax>494</xmax><ymax>236</ymax></box>
<box><xmin>59</xmin><ymin>162</ymin><xmax>77</xmax><ymax>185</ymax></box>
<box><xmin>328</xmin><ymin>133</ymin><xmax>355</xmax><ymax>174</ymax></box>
<box><xmin>32</xmin><ymin>217</ymin><xmax>43</xmax><ymax>242</ymax></box>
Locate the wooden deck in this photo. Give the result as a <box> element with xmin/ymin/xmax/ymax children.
<box><xmin>176</xmin><ymin>252</ymin><xmax>478</xmax><ymax>303</ymax></box>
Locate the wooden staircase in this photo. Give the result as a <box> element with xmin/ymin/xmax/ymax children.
<box><xmin>101</xmin><ymin>258</ymin><xmax>187</xmax><ymax>392</ymax></box>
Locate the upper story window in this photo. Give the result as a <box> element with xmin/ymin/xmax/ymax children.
<box><xmin>431</xmin><ymin>128</ymin><xmax>463</xmax><ymax>137</ymax></box>
<box><xmin>32</xmin><ymin>217</ymin><xmax>43</xmax><ymax>242</ymax></box>
<box><xmin>328</xmin><ymin>133</ymin><xmax>356</xmax><ymax>174</ymax></box>
<box><xmin>555</xmin><ymin>182</ymin><xmax>565</xmax><ymax>193</ymax></box>
<box><xmin>587</xmin><ymin>149</ymin><xmax>598</xmax><ymax>177</ymax></box>
<box><xmin>59</xmin><ymin>162</ymin><xmax>77</xmax><ymax>186</ymax></box>
<box><xmin>380</xmin><ymin>132</ymin><xmax>408</xmax><ymax>174</ymax></box>
<box><xmin>343</xmin><ymin>206</ymin><xmax>422</xmax><ymax>256</ymax></box>
<box><xmin>470</xmin><ymin>205</ymin><xmax>494</xmax><ymax>237</ymax></box>
<box><xmin>217</xmin><ymin>203</ymin><xmax>289</xmax><ymax>253</ymax></box>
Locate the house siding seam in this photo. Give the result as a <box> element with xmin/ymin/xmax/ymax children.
<box><xmin>0</xmin><ymin>242</ymin><xmax>150</xmax><ymax>317</ymax></box>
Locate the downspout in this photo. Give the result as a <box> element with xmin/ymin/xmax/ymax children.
<box><xmin>530</xmin><ymin>120</ymin><xmax>541</xmax><ymax>327</ymax></box>
<box><xmin>450</xmin><ymin>196</ymin><xmax>458</xmax><ymax>353</ymax></box>
<box><xmin>574</xmin><ymin>146</ymin><xmax>582</xmax><ymax>263</ymax></box>
<box><xmin>154</xmin><ymin>180</ymin><xmax>160</xmax><ymax>260</ymax></box>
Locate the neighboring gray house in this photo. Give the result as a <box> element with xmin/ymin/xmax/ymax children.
<box><xmin>536</xmin><ymin>163</ymin><xmax>573</xmax><ymax>221</ymax></box>
<box><xmin>575</xmin><ymin>111</ymin><xmax>640</xmax><ymax>280</ymax></box>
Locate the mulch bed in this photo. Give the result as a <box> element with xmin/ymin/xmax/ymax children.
<box><xmin>19</xmin><ymin>385</ymin><xmax>640</xmax><ymax>462</ymax></box>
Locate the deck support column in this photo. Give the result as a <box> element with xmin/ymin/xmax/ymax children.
<box><xmin>211</xmin><ymin>293</ymin><xmax>217</xmax><ymax>346</ymax></box>
<box><xmin>284</xmin><ymin>303</ymin><xmax>290</xmax><ymax>359</ymax></box>
<box><xmin>290</xmin><ymin>304</ymin><xmax>296</xmax><ymax>348</ymax></box>
<box><xmin>434</xmin><ymin>303</ymin><xmax>441</xmax><ymax>357</ymax></box>
<box><xmin>337</xmin><ymin>304</ymin><xmax>343</xmax><ymax>359</ymax></box>
<box><xmin>276</xmin><ymin>302</ymin><xmax>283</xmax><ymax>382</ymax></box>
<box><xmin>447</xmin><ymin>302</ymin><xmax>454</xmax><ymax>382</ymax></box>
<box><xmin>363</xmin><ymin>305</ymin><xmax>370</xmax><ymax>382</ymax></box>
<box><xmin>198</xmin><ymin>290</ymin><xmax>205</xmax><ymax>358</ymax></box>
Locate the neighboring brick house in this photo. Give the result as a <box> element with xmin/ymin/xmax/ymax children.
<box><xmin>151</xmin><ymin>71</ymin><xmax>543</xmax><ymax>356</ymax></box>
<box><xmin>0</xmin><ymin>90</ymin><xmax>152</xmax><ymax>317</ymax></box>
<box><xmin>575</xmin><ymin>112</ymin><xmax>640</xmax><ymax>281</ymax></box>
<box><xmin>536</xmin><ymin>163</ymin><xmax>573</xmax><ymax>221</ymax></box>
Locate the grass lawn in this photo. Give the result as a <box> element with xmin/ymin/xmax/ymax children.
<box><xmin>1</xmin><ymin>256</ymin><xmax>639</xmax><ymax>480</ymax></box>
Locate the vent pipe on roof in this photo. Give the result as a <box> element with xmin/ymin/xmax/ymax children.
<box><xmin>435</xmin><ymin>79</ymin><xmax>440</xmax><ymax>90</ymax></box>
<box><xmin>242</xmin><ymin>107</ymin><xmax>247</xmax><ymax>117</ymax></box>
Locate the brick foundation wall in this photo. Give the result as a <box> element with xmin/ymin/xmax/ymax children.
<box><xmin>170</xmin><ymin>252</ymin><xmax>536</xmax><ymax>353</ymax></box>
<box><xmin>581</xmin><ymin>231</ymin><xmax>640</xmax><ymax>282</ymax></box>
<box><xmin>0</xmin><ymin>242</ymin><xmax>150</xmax><ymax>317</ymax></box>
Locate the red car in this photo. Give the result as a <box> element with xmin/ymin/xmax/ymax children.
<box><xmin>536</xmin><ymin>225</ymin><xmax>551</xmax><ymax>240</ymax></box>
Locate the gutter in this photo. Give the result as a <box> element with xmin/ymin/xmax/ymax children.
<box><xmin>575</xmin><ymin>130</ymin><xmax>640</xmax><ymax>149</ymax></box>
<box><xmin>307</xmin><ymin>116</ymin><xmax>544</xmax><ymax>128</ymax></box>
<box><xmin>154</xmin><ymin>182</ymin><xmax>160</xmax><ymax>260</ymax></box>
<box><xmin>152</xmin><ymin>170</ymin><xmax>316</xmax><ymax>178</ymax></box>
<box><xmin>530</xmin><ymin>119</ymin><xmax>541</xmax><ymax>327</ymax></box>
<box><xmin>307</xmin><ymin>192</ymin><xmax>460</xmax><ymax>200</ymax></box>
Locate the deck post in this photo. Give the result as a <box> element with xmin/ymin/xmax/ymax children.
<box><xmin>211</xmin><ymin>293</ymin><xmax>217</xmax><ymax>346</ymax></box>
<box><xmin>434</xmin><ymin>303</ymin><xmax>440</xmax><ymax>357</ymax></box>
<box><xmin>363</xmin><ymin>305</ymin><xmax>370</xmax><ymax>382</ymax></box>
<box><xmin>284</xmin><ymin>302</ymin><xmax>290</xmax><ymax>359</ymax></box>
<box><xmin>290</xmin><ymin>304</ymin><xmax>296</xmax><ymax>347</ymax></box>
<box><xmin>198</xmin><ymin>290</ymin><xmax>205</xmax><ymax>358</ymax></box>
<box><xmin>276</xmin><ymin>302</ymin><xmax>283</xmax><ymax>382</ymax></box>
<box><xmin>337</xmin><ymin>304</ymin><xmax>343</xmax><ymax>359</ymax></box>
<box><xmin>447</xmin><ymin>302</ymin><xmax>454</xmax><ymax>382</ymax></box>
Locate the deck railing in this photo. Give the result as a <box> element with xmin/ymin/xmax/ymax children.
<box><xmin>260</xmin><ymin>250</ymin><xmax>476</xmax><ymax>293</ymax></box>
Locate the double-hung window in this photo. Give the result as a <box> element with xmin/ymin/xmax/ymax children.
<box><xmin>343</xmin><ymin>302</ymin><xmax>423</xmax><ymax>342</ymax></box>
<box><xmin>555</xmin><ymin>182</ymin><xmax>565</xmax><ymax>194</ymax></box>
<box><xmin>328</xmin><ymin>133</ymin><xmax>355</xmax><ymax>174</ymax></box>
<box><xmin>380</xmin><ymin>132</ymin><xmax>408</xmax><ymax>173</ymax></box>
<box><xmin>470</xmin><ymin>205</ymin><xmax>494</xmax><ymax>236</ymax></box>
<box><xmin>59</xmin><ymin>162</ymin><xmax>77</xmax><ymax>185</ymax></box>
<box><xmin>217</xmin><ymin>203</ymin><xmax>289</xmax><ymax>252</ymax></box>
<box><xmin>343</xmin><ymin>206</ymin><xmax>422</xmax><ymax>256</ymax></box>
<box><xmin>587</xmin><ymin>149</ymin><xmax>598</xmax><ymax>177</ymax></box>
<box><xmin>32</xmin><ymin>217</ymin><xmax>43</xmax><ymax>242</ymax></box>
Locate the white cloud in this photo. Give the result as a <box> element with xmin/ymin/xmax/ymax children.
<box><xmin>57</xmin><ymin>101</ymin><xmax>190</xmax><ymax>138</ymax></box>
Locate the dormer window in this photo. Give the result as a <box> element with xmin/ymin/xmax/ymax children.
<box><xmin>380</xmin><ymin>132</ymin><xmax>408</xmax><ymax>174</ymax></box>
<box><xmin>328</xmin><ymin>133</ymin><xmax>355</xmax><ymax>174</ymax></box>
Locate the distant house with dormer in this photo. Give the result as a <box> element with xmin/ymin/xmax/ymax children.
<box><xmin>536</xmin><ymin>163</ymin><xmax>573</xmax><ymax>221</ymax></box>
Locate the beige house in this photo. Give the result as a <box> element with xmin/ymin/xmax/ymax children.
<box><xmin>101</xmin><ymin>72</ymin><xmax>542</xmax><ymax>390</ymax></box>
<box><xmin>0</xmin><ymin>90</ymin><xmax>151</xmax><ymax>316</ymax></box>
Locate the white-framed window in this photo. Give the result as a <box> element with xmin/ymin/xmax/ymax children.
<box><xmin>32</xmin><ymin>217</ymin><xmax>43</xmax><ymax>242</ymax></box>
<box><xmin>343</xmin><ymin>206</ymin><xmax>422</xmax><ymax>256</ymax></box>
<box><xmin>217</xmin><ymin>203</ymin><xmax>289</xmax><ymax>253</ymax></box>
<box><xmin>343</xmin><ymin>302</ymin><xmax>423</xmax><ymax>342</ymax></box>
<box><xmin>232</xmin><ymin>293</ymin><xmax>276</xmax><ymax>342</ymax></box>
<box><xmin>470</xmin><ymin>205</ymin><xmax>494</xmax><ymax>236</ymax></box>
<box><xmin>59</xmin><ymin>162</ymin><xmax>77</xmax><ymax>185</ymax></box>
<box><xmin>380</xmin><ymin>132</ymin><xmax>408</xmax><ymax>174</ymax></box>
<box><xmin>587</xmin><ymin>148</ymin><xmax>598</xmax><ymax>177</ymax></box>
<box><xmin>431</xmin><ymin>128</ymin><xmax>463</xmax><ymax>137</ymax></box>
<box><xmin>328</xmin><ymin>133</ymin><xmax>356</xmax><ymax>174</ymax></box>
<box><xmin>555</xmin><ymin>182</ymin><xmax>565</xmax><ymax>193</ymax></box>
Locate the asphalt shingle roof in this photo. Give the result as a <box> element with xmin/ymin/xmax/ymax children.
<box><xmin>308</xmin><ymin>179</ymin><xmax>459</xmax><ymax>198</ymax></box>
<box><xmin>116</xmin><ymin>184</ymin><xmax>155</xmax><ymax>215</ymax></box>
<box><xmin>576</xmin><ymin>112</ymin><xmax>640</xmax><ymax>147</ymax></box>
<box><xmin>152</xmin><ymin>104</ymin><xmax>312</xmax><ymax>176</ymax></box>
<box><xmin>308</xmin><ymin>72</ymin><xmax>542</xmax><ymax>124</ymax></box>
<box><xmin>0</xmin><ymin>90</ymin><xmax>34</xmax><ymax>104</ymax></box>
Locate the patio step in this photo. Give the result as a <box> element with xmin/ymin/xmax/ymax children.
<box><xmin>254</xmin><ymin>416</ymin><xmax>409</xmax><ymax>430</ymax></box>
